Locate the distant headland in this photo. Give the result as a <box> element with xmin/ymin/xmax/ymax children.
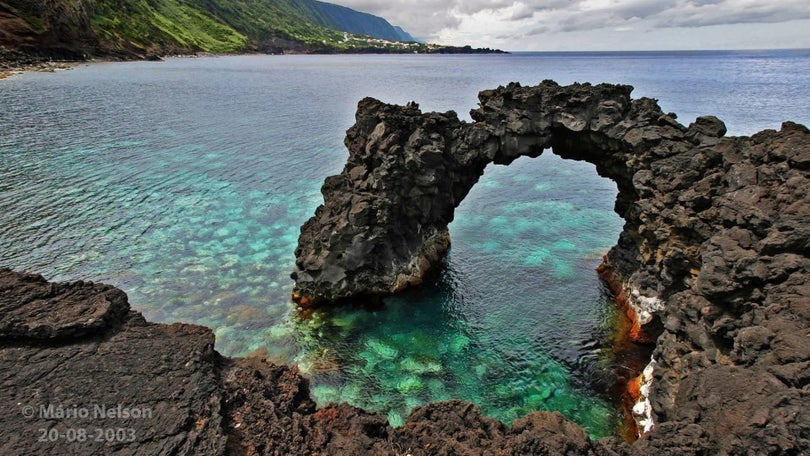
<box><xmin>0</xmin><ymin>0</ymin><xmax>504</xmax><ymax>76</ymax></box>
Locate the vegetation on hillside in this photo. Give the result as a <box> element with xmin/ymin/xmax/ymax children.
<box><xmin>90</xmin><ymin>0</ymin><xmax>247</xmax><ymax>53</ymax></box>
<box><xmin>1</xmin><ymin>0</ymin><xmax>503</xmax><ymax>58</ymax></box>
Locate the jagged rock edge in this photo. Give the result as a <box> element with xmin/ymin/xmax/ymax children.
<box><xmin>291</xmin><ymin>80</ymin><xmax>810</xmax><ymax>452</ymax></box>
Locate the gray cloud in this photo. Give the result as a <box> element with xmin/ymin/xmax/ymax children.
<box><xmin>657</xmin><ymin>1</ymin><xmax>810</xmax><ymax>27</ymax></box>
<box><xmin>453</xmin><ymin>0</ymin><xmax>515</xmax><ymax>15</ymax></box>
<box><xmin>510</xmin><ymin>3</ymin><xmax>536</xmax><ymax>21</ymax></box>
<box><xmin>495</xmin><ymin>24</ymin><xmax>549</xmax><ymax>41</ymax></box>
<box><xmin>526</xmin><ymin>25</ymin><xmax>550</xmax><ymax>36</ymax></box>
<box><xmin>332</xmin><ymin>0</ymin><xmax>810</xmax><ymax>42</ymax></box>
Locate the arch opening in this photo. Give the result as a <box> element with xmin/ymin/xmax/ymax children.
<box><xmin>293</xmin><ymin>151</ymin><xmax>643</xmax><ymax>438</ymax></box>
<box><xmin>292</xmin><ymin>81</ymin><xmax>684</xmax><ymax>439</ymax></box>
<box><xmin>446</xmin><ymin>152</ymin><xmax>632</xmax><ymax>431</ymax></box>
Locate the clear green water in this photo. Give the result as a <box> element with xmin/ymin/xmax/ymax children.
<box><xmin>290</xmin><ymin>154</ymin><xmax>624</xmax><ymax>432</ymax></box>
<box><xmin>3</xmin><ymin>52</ymin><xmax>806</xmax><ymax>438</ymax></box>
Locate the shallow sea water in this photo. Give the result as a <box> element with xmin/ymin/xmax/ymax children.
<box><xmin>1</xmin><ymin>50</ymin><xmax>808</xmax><ymax>437</ymax></box>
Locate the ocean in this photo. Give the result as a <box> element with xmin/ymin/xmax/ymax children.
<box><xmin>1</xmin><ymin>50</ymin><xmax>808</xmax><ymax>438</ymax></box>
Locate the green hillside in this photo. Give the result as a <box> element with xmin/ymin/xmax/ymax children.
<box><xmin>0</xmin><ymin>0</ymin><xmax>499</xmax><ymax>61</ymax></box>
<box><xmin>1</xmin><ymin>0</ymin><xmax>421</xmax><ymax>56</ymax></box>
<box><xmin>88</xmin><ymin>0</ymin><xmax>392</xmax><ymax>53</ymax></box>
<box><xmin>194</xmin><ymin>0</ymin><xmax>366</xmax><ymax>50</ymax></box>
<box><xmin>89</xmin><ymin>0</ymin><xmax>248</xmax><ymax>53</ymax></box>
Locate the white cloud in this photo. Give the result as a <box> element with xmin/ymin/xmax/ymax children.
<box><xmin>331</xmin><ymin>0</ymin><xmax>810</xmax><ymax>50</ymax></box>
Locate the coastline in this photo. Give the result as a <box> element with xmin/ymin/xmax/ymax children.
<box><xmin>0</xmin><ymin>59</ymin><xmax>79</xmax><ymax>80</ymax></box>
<box><xmin>0</xmin><ymin>49</ymin><xmax>509</xmax><ymax>81</ymax></box>
<box><xmin>0</xmin><ymin>268</ymin><xmax>628</xmax><ymax>455</ymax></box>
<box><xmin>290</xmin><ymin>81</ymin><xmax>810</xmax><ymax>453</ymax></box>
<box><xmin>2</xmin><ymin>75</ymin><xmax>808</xmax><ymax>454</ymax></box>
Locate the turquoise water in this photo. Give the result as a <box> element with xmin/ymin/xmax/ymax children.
<box><xmin>293</xmin><ymin>153</ymin><xmax>623</xmax><ymax>431</ymax></box>
<box><xmin>1</xmin><ymin>51</ymin><xmax>808</xmax><ymax>438</ymax></box>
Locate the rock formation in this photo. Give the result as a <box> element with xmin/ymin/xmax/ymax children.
<box><xmin>0</xmin><ymin>268</ymin><xmax>628</xmax><ymax>455</ymax></box>
<box><xmin>2</xmin><ymin>80</ymin><xmax>808</xmax><ymax>454</ymax></box>
<box><xmin>0</xmin><ymin>269</ymin><xmax>227</xmax><ymax>454</ymax></box>
<box><xmin>293</xmin><ymin>81</ymin><xmax>810</xmax><ymax>452</ymax></box>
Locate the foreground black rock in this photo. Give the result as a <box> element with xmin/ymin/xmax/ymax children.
<box><xmin>0</xmin><ymin>269</ymin><xmax>625</xmax><ymax>455</ymax></box>
<box><xmin>0</xmin><ymin>270</ymin><xmax>227</xmax><ymax>454</ymax></box>
<box><xmin>293</xmin><ymin>81</ymin><xmax>810</xmax><ymax>452</ymax></box>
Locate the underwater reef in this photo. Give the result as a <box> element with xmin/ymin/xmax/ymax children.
<box><xmin>2</xmin><ymin>81</ymin><xmax>808</xmax><ymax>454</ymax></box>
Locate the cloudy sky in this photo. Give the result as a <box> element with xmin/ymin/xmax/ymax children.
<box><xmin>333</xmin><ymin>0</ymin><xmax>810</xmax><ymax>51</ymax></box>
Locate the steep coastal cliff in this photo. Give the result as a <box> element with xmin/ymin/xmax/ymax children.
<box><xmin>0</xmin><ymin>0</ymin><xmax>499</xmax><ymax>71</ymax></box>
<box><xmin>0</xmin><ymin>0</ymin><xmax>417</xmax><ymax>59</ymax></box>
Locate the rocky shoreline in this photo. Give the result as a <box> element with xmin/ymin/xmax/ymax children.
<box><xmin>292</xmin><ymin>81</ymin><xmax>809</xmax><ymax>453</ymax></box>
<box><xmin>2</xmin><ymin>80</ymin><xmax>808</xmax><ymax>455</ymax></box>
<box><xmin>0</xmin><ymin>48</ymin><xmax>504</xmax><ymax>82</ymax></box>
<box><xmin>0</xmin><ymin>268</ymin><xmax>632</xmax><ymax>455</ymax></box>
<box><xmin>0</xmin><ymin>49</ymin><xmax>79</xmax><ymax>79</ymax></box>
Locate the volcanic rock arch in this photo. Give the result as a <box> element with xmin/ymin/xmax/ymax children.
<box><xmin>291</xmin><ymin>80</ymin><xmax>709</xmax><ymax>327</ymax></box>
<box><xmin>291</xmin><ymin>81</ymin><xmax>810</xmax><ymax>449</ymax></box>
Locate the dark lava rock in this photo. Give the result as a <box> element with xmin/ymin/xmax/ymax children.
<box><xmin>0</xmin><ymin>269</ymin><xmax>613</xmax><ymax>455</ymax></box>
<box><xmin>2</xmin><ymin>251</ymin><xmax>808</xmax><ymax>454</ymax></box>
<box><xmin>294</xmin><ymin>82</ymin><xmax>635</xmax><ymax>303</ymax></box>
<box><xmin>293</xmin><ymin>81</ymin><xmax>810</xmax><ymax>453</ymax></box>
<box><xmin>0</xmin><ymin>270</ymin><xmax>129</xmax><ymax>339</ymax></box>
<box><xmin>2</xmin><ymin>81</ymin><xmax>809</xmax><ymax>455</ymax></box>
<box><xmin>0</xmin><ymin>269</ymin><xmax>227</xmax><ymax>455</ymax></box>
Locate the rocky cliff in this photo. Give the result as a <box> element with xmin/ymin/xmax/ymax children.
<box><xmin>292</xmin><ymin>81</ymin><xmax>809</xmax><ymax>453</ymax></box>
<box><xmin>0</xmin><ymin>0</ymin><xmax>480</xmax><ymax>69</ymax></box>
<box><xmin>0</xmin><ymin>0</ymin><xmax>412</xmax><ymax>65</ymax></box>
<box><xmin>308</xmin><ymin>1</ymin><xmax>417</xmax><ymax>42</ymax></box>
<box><xmin>0</xmin><ymin>0</ymin><xmax>99</xmax><ymax>61</ymax></box>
